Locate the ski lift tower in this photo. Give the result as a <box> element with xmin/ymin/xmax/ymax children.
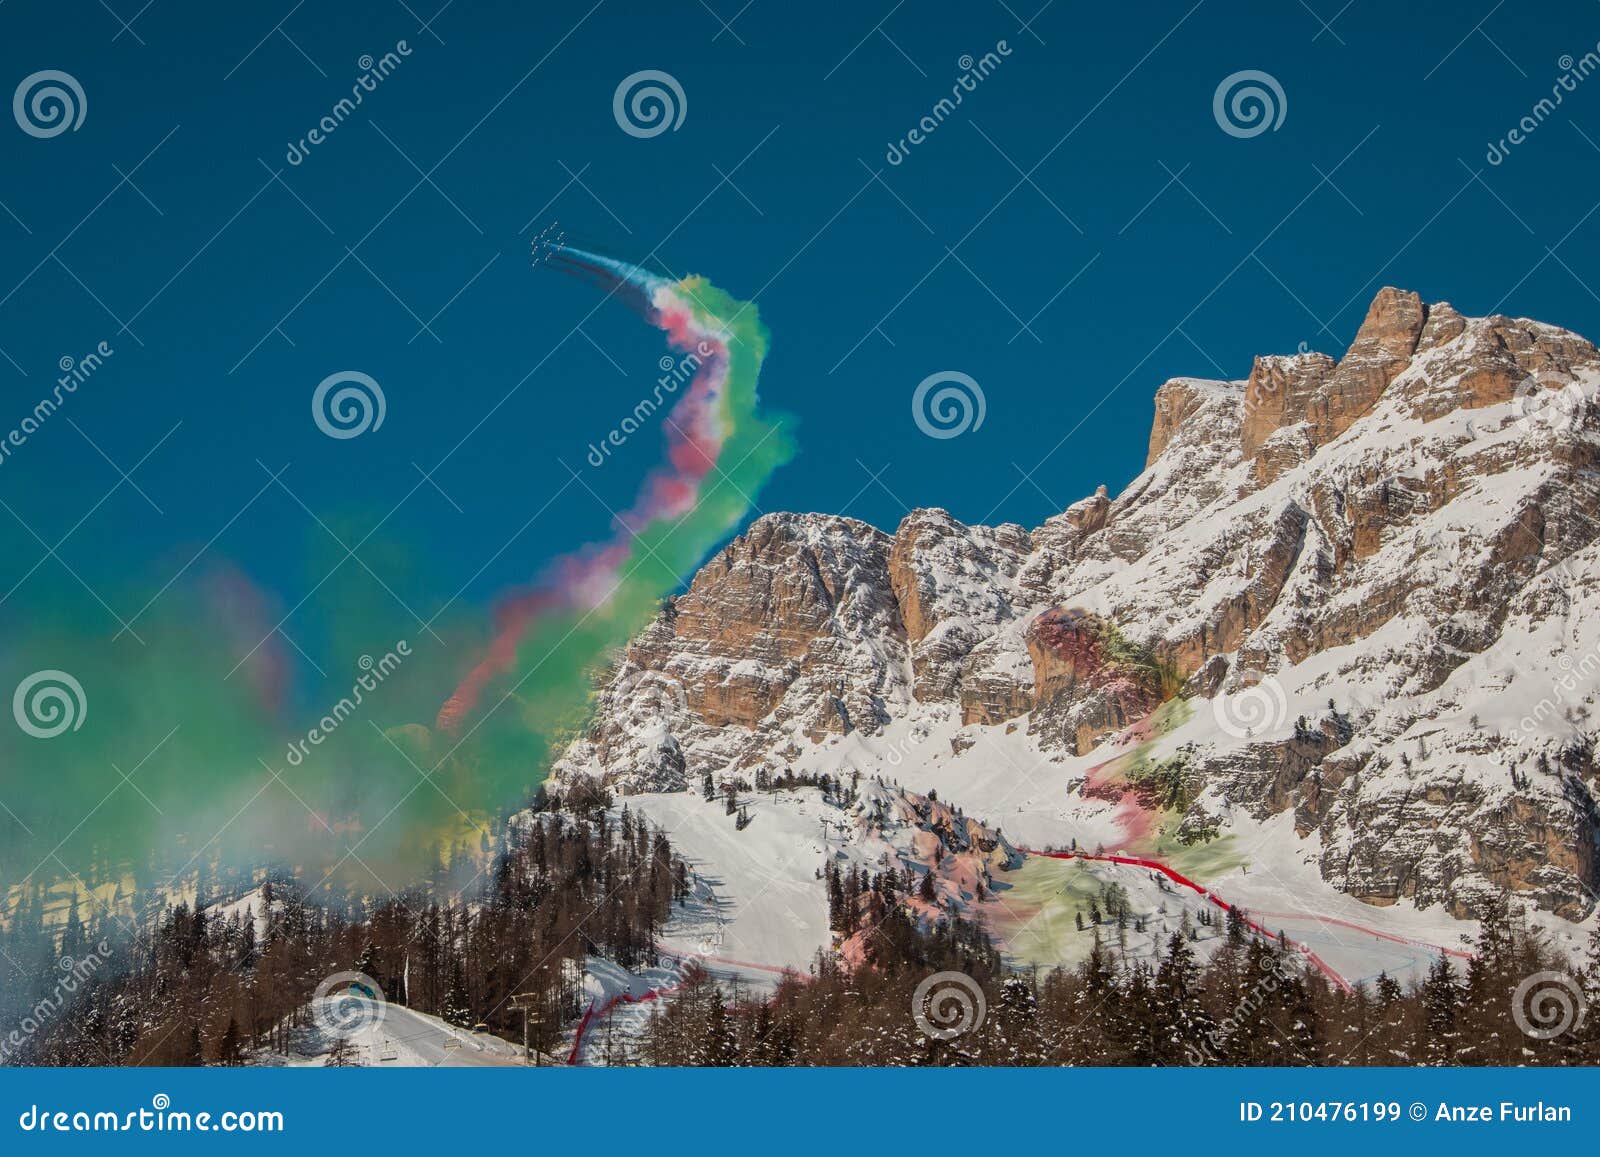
<box><xmin>508</xmin><ymin>994</ymin><xmax>542</xmax><ymax>1066</ymax></box>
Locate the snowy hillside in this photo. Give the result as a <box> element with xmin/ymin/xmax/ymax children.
<box><xmin>554</xmin><ymin>288</ymin><xmax>1600</xmax><ymax>991</ymax></box>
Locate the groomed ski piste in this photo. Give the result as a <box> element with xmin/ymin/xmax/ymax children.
<box><xmin>561</xmin><ymin>693</ymin><xmax>1541</xmax><ymax>1063</ymax></box>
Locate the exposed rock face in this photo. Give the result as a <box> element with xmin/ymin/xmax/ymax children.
<box><xmin>890</xmin><ymin>786</ymin><xmax>1021</xmax><ymax>876</ymax></box>
<box><xmin>1150</xmin><ymin>378</ymin><xmax>1234</xmax><ymax>466</ymax></box>
<box><xmin>1308</xmin><ymin>286</ymin><xmax>1428</xmax><ymax>445</ymax></box>
<box><xmin>557</xmin><ymin>514</ymin><xmax>913</xmax><ymax>793</ymax></box>
<box><xmin>958</xmin><ymin>640</ymin><xmax>1035</xmax><ymax>725</ymax></box>
<box><xmin>635</xmin><ymin>513</ymin><xmax>899</xmax><ymax>733</ymax></box>
<box><xmin>1240</xmin><ymin>289</ymin><xmax>1427</xmax><ymax>483</ymax></box>
<box><xmin>1240</xmin><ymin>352</ymin><xmax>1335</xmax><ymax>460</ymax></box>
<box><xmin>887</xmin><ymin>509</ymin><xmax>1031</xmax><ymax>703</ymax></box>
<box><xmin>1025</xmin><ymin>608</ymin><xmax>1168</xmax><ymax>755</ymax></box>
<box><xmin>557</xmin><ymin>288</ymin><xmax>1600</xmax><ymax>921</ymax></box>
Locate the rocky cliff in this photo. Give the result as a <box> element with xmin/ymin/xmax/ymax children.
<box><xmin>556</xmin><ymin>289</ymin><xmax>1600</xmax><ymax>922</ymax></box>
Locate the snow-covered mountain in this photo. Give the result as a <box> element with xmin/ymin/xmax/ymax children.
<box><xmin>555</xmin><ymin>288</ymin><xmax>1600</xmax><ymax>976</ymax></box>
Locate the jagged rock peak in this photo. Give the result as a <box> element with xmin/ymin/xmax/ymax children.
<box><xmin>1147</xmin><ymin>287</ymin><xmax>1600</xmax><ymax>488</ymax></box>
<box><xmin>1146</xmin><ymin>376</ymin><xmax>1243</xmax><ymax>467</ymax></box>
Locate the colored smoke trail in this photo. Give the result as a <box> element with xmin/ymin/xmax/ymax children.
<box><xmin>0</xmin><ymin>246</ymin><xmax>792</xmax><ymax>904</ymax></box>
<box><xmin>435</xmin><ymin>244</ymin><xmax>794</xmax><ymax>738</ymax></box>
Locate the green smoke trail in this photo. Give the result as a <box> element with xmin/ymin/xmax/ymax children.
<box><xmin>411</xmin><ymin>273</ymin><xmax>795</xmax><ymax>862</ymax></box>
<box><xmin>0</xmin><ymin>270</ymin><xmax>793</xmax><ymax>912</ymax></box>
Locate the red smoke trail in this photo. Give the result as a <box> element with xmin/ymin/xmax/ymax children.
<box><xmin>1023</xmin><ymin>848</ymin><xmax>1380</xmax><ymax>992</ymax></box>
<box><xmin>436</xmin><ymin>546</ymin><xmax>627</xmax><ymax>733</ymax></box>
<box><xmin>435</xmin><ymin>245</ymin><xmax>734</xmax><ymax>734</ymax></box>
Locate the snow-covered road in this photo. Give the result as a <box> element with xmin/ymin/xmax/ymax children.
<box><xmin>287</xmin><ymin>1000</ymin><xmax>535</xmax><ymax>1068</ymax></box>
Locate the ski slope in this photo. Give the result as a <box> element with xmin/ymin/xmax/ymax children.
<box><xmin>276</xmin><ymin>1001</ymin><xmax>535</xmax><ymax>1067</ymax></box>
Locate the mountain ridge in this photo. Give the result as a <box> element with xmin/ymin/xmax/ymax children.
<box><xmin>556</xmin><ymin>286</ymin><xmax>1600</xmax><ymax>928</ymax></box>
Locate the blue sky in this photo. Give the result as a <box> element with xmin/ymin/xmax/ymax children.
<box><xmin>2</xmin><ymin>0</ymin><xmax>1599</xmax><ymax>693</ymax></box>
